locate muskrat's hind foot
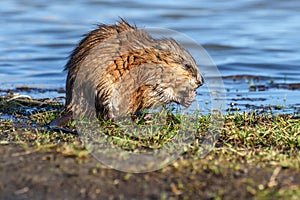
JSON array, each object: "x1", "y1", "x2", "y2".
[{"x1": 49, "y1": 112, "x2": 77, "y2": 134}]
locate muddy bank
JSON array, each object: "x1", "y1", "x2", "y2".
[
  {"x1": 1, "y1": 143, "x2": 299, "y2": 200},
  {"x1": 0, "y1": 95, "x2": 299, "y2": 199}
]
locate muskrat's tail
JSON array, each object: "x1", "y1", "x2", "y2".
[{"x1": 49, "y1": 110, "x2": 77, "y2": 134}]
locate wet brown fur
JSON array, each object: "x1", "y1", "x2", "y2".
[{"x1": 53, "y1": 19, "x2": 203, "y2": 126}]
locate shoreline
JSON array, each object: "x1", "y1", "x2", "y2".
[{"x1": 0, "y1": 95, "x2": 299, "y2": 199}]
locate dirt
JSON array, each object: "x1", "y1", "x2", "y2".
[{"x1": 1, "y1": 142, "x2": 299, "y2": 200}]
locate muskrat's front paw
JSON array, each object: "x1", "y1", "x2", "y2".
[
  {"x1": 130, "y1": 111, "x2": 153, "y2": 124},
  {"x1": 142, "y1": 113, "x2": 153, "y2": 121}
]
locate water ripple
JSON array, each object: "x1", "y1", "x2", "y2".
[{"x1": 0, "y1": 0, "x2": 299, "y2": 112}]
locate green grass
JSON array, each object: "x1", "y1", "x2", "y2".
[{"x1": 0, "y1": 95, "x2": 299, "y2": 156}]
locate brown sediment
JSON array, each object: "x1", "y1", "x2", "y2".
[
  {"x1": 271, "y1": 83, "x2": 300, "y2": 90},
  {"x1": 222, "y1": 75, "x2": 267, "y2": 81},
  {"x1": 0, "y1": 87, "x2": 65, "y2": 94}
]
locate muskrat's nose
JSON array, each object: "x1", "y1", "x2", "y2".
[{"x1": 196, "y1": 75, "x2": 204, "y2": 87}]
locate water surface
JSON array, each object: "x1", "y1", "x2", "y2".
[{"x1": 0, "y1": 0, "x2": 299, "y2": 114}]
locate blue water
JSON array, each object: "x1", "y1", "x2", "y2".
[{"x1": 0, "y1": 0, "x2": 299, "y2": 113}]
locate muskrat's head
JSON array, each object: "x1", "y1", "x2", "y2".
[{"x1": 150, "y1": 38, "x2": 204, "y2": 108}]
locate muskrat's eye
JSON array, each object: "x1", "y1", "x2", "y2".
[{"x1": 184, "y1": 63, "x2": 192, "y2": 70}]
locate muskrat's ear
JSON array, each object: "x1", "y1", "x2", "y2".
[{"x1": 156, "y1": 38, "x2": 186, "y2": 58}]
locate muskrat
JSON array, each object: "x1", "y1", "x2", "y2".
[{"x1": 50, "y1": 19, "x2": 203, "y2": 130}]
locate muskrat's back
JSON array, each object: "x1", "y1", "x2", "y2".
[{"x1": 52, "y1": 20, "x2": 203, "y2": 128}]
